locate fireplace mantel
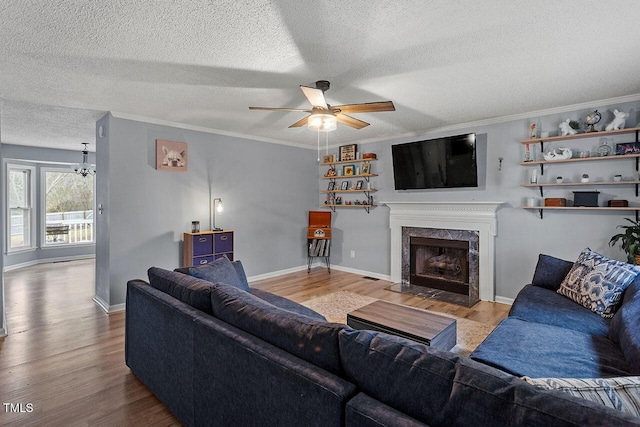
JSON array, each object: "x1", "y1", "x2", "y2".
[{"x1": 383, "y1": 201, "x2": 504, "y2": 302}]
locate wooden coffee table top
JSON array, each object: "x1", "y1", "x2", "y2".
[{"x1": 346, "y1": 300, "x2": 457, "y2": 350}]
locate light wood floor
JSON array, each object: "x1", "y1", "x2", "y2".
[{"x1": 0, "y1": 260, "x2": 509, "y2": 426}]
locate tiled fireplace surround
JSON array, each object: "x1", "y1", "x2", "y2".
[{"x1": 385, "y1": 201, "x2": 503, "y2": 305}]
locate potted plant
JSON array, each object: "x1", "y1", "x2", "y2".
[{"x1": 609, "y1": 218, "x2": 640, "y2": 264}]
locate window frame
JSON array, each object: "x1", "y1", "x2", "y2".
[
  {"x1": 6, "y1": 163, "x2": 36, "y2": 253},
  {"x1": 40, "y1": 166, "x2": 96, "y2": 248}
]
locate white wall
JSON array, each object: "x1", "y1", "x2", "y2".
[
  {"x1": 96, "y1": 115, "x2": 318, "y2": 310},
  {"x1": 328, "y1": 100, "x2": 640, "y2": 300}
]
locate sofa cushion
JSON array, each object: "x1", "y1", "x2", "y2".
[
  {"x1": 175, "y1": 259, "x2": 249, "y2": 289},
  {"x1": 148, "y1": 267, "x2": 214, "y2": 314},
  {"x1": 531, "y1": 253, "x2": 574, "y2": 290},
  {"x1": 210, "y1": 282, "x2": 345, "y2": 375},
  {"x1": 248, "y1": 288, "x2": 326, "y2": 321},
  {"x1": 610, "y1": 277, "x2": 640, "y2": 374},
  {"x1": 189, "y1": 256, "x2": 249, "y2": 291},
  {"x1": 557, "y1": 248, "x2": 639, "y2": 318},
  {"x1": 470, "y1": 317, "x2": 630, "y2": 378},
  {"x1": 509, "y1": 285, "x2": 610, "y2": 337},
  {"x1": 522, "y1": 376, "x2": 640, "y2": 417},
  {"x1": 338, "y1": 328, "x2": 636, "y2": 426}
]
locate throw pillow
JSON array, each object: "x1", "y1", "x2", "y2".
[
  {"x1": 531, "y1": 253, "x2": 574, "y2": 290},
  {"x1": 189, "y1": 256, "x2": 249, "y2": 291},
  {"x1": 522, "y1": 376, "x2": 640, "y2": 417},
  {"x1": 557, "y1": 248, "x2": 639, "y2": 318}
]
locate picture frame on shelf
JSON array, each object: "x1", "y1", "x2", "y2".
[
  {"x1": 361, "y1": 162, "x2": 371, "y2": 175},
  {"x1": 340, "y1": 181, "x2": 349, "y2": 190},
  {"x1": 322, "y1": 154, "x2": 334, "y2": 164},
  {"x1": 339, "y1": 144, "x2": 357, "y2": 161},
  {"x1": 327, "y1": 181, "x2": 335, "y2": 191},
  {"x1": 343, "y1": 164, "x2": 355, "y2": 176},
  {"x1": 355, "y1": 180, "x2": 364, "y2": 190},
  {"x1": 616, "y1": 142, "x2": 640, "y2": 155}
]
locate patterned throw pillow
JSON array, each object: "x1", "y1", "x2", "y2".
[
  {"x1": 557, "y1": 248, "x2": 639, "y2": 318},
  {"x1": 522, "y1": 376, "x2": 640, "y2": 417}
]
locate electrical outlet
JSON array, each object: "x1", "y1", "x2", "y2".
[{"x1": 350, "y1": 250, "x2": 356, "y2": 258}]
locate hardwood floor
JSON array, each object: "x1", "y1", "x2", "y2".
[{"x1": 0, "y1": 261, "x2": 509, "y2": 426}]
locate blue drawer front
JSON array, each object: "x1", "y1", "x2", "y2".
[
  {"x1": 214, "y1": 253, "x2": 233, "y2": 261},
  {"x1": 193, "y1": 256, "x2": 214, "y2": 266},
  {"x1": 193, "y1": 235, "x2": 213, "y2": 256},
  {"x1": 214, "y1": 233, "x2": 233, "y2": 253}
]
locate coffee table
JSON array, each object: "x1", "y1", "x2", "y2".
[{"x1": 346, "y1": 300, "x2": 457, "y2": 351}]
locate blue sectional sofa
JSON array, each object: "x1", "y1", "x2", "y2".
[
  {"x1": 471, "y1": 253, "x2": 640, "y2": 379},
  {"x1": 125, "y1": 257, "x2": 640, "y2": 426}
]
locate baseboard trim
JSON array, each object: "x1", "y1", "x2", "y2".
[
  {"x1": 0, "y1": 327, "x2": 6, "y2": 338},
  {"x1": 329, "y1": 265, "x2": 392, "y2": 281},
  {"x1": 3, "y1": 254, "x2": 95, "y2": 272},
  {"x1": 494, "y1": 296, "x2": 514, "y2": 306},
  {"x1": 247, "y1": 265, "x2": 309, "y2": 282},
  {"x1": 92, "y1": 295, "x2": 126, "y2": 314}
]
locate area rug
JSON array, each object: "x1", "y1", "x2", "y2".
[{"x1": 301, "y1": 290, "x2": 494, "y2": 356}]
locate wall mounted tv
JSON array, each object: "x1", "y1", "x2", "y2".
[{"x1": 392, "y1": 133, "x2": 478, "y2": 190}]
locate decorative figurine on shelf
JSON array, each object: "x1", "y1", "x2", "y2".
[
  {"x1": 335, "y1": 196, "x2": 342, "y2": 205},
  {"x1": 581, "y1": 174, "x2": 590, "y2": 183},
  {"x1": 559, "y1": 119, "x2": 578, "y2": 136},
  {"x1": 524, "y1": 143, "x2": 533, "y2": 162},
  {"x1": 556, "y1": 176, "x2": 563, "y2": 184},
  {"x1": 543, "y1": 147, "x2": 572, "y2": 161},
  {"x1": 530, "y1": 122, "x2": 537, "y2": 139},
  {"x1": 585, "y1": 110, "x2": 602, "y2": 132},
  {"x1": 605, "y1": 109, "x2": 629, "y2": 131},
  {"x1": 325, "y1": 167, "x2": 336, "y2": 177}
]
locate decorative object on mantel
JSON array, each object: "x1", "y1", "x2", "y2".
[
  {"x1": 605, "y1": 109, "x2": 629, "y2": 131},
  {"x1": 559, "y1": 119, "x2": 578, "y2": 136},
  {"x1": 585, "y1": 110, "x2": 602, "y2": 132},
  {"x1": 156, "y1": 139, "x2": 187, "y2": 172},
  {"x1": 73, "y1": 143, "x2": 96, "y2": 177},
  {"x1": 609, "y1": 217, "x2": 640, "y2": 264},
  {"x1": 543, "y1": 147, "x2": 572, "y2": 161}
]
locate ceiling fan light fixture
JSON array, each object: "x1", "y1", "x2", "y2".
[{"x1": 308, "y1": 112, "x2": 337, "y2": 132}]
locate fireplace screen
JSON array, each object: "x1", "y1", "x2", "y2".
[{"x1": 409, "y1": 236, "x2": 470, "y2": 295}]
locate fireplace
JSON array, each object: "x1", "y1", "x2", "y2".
[
  {"x1": 410, "y1": 237, "x2": 469, "y2": 295},
  {"x1": 384, "y1": 201, "x2": 503, "y2": 305}
]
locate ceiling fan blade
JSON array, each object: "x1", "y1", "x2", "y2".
[
  {"x1": 288, "y1": 115, "x2": 310, "y2": 128},
  {"x1": 336, "y1": 114, "x2": 369, "y2": 129},
  {"x1": 300, "y1": 85, "x2": 328, "y2": 109},
  {"x1": 332, "y1": 101, "x2": 395, "y2": 114},
  {"x1": 249, "y1": 107, "x2": 311, "y2": 112}
]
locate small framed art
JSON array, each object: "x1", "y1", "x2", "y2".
[
  {"x1": 322, "y1": 154, "x2": 334, "y2": 164},
  {"x1": 156, "y1": 139, "x2": 187, "y2": 172},
  {"x1": 616, "y1": 142, "x2": 640, "y2": 155},
  {"x1": 355, "y1": 180, "x2": 364, "y2": 190},
  {"x1": 340, "y1": 181, "x2": 349, "y2": 190},
  {"x1": 361, "y1": 162, "x2": 371, "y2": 175},
  {"x1": 343, "y1": 164, "x2": 355, "y2": 176},
  {"x1": 339, "y1": 144, "x2": 357, "y2": 161},
  {"x1": 327, "y1": 181, "x2": 335, "y2": 191}
]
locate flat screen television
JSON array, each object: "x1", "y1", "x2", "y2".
[{"x1": 392, "y1": 133, "x2": 478, "y2": 190}]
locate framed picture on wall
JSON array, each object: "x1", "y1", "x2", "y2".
[
  {"x1": 343, "y1": 164, "x2": 355, "y2": 176},
  {"x1": 156, "y1": 139, "x2": 188, "y2": 172},
  {"x1": 322, "y1": 154, "x2": 334, "y2": 164},
  {"x1": 340, "y1": 181, "x2": 349, "y2": 190},
  {"x1": 361, "y1": 162, "x2": 371, "y2": 175},
  {"x1": 327, "y1": 181, "x2": 335, "y2": 191},
  {"x1": 339, "y1": 144, "x2": 357, "y2": 161},
  {"x1": 355, "y1": 180, "x2": 364, "y2": 190}
]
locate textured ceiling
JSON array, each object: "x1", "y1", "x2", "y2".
[{"x1": 2, "y1": 0, "x2": 640, "y2": 152}]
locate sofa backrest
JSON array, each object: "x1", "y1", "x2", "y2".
[
  {"x1": 175, "y1": 259, "x2": 249, "y2": 290},
  {"x1": 148, "y1": 267, "x2": 215, "y2": 314},
  {"x1": 339, "y1": 328, "x2": 639, "y2": 426},
  {"x1": 610, "y1": 276, "x2": 640, "y2": 374},
  {"x1": 209, "y1": 282, "x2": 347, "y2": 375}
]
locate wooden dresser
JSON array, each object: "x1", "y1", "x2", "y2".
[{"x1": 183, "y1": 230, "x2": 234, "y2": 267}]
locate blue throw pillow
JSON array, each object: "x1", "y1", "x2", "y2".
[
  {"x1": 189, "y1": 256, "x2": 249, "y2": 291},
  {"x1": 531, "y1": 254, "x2": 574, "y2": 290},
  {"x1": 558, "y1": 248, "x2": 639, "y2": 318}
]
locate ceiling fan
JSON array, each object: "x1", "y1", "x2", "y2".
[{"x1": 249, "y1": 80, "x2": 395, "y2": 132}]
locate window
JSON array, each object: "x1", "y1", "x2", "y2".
[
  {"x1": 42, "y1": 168, "x2": 94, "y2": 246},
  {"x1": 7, "y1": 164, "x2": 35, "y2": 251}
]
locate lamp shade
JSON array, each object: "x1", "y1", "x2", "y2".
[{"x1": 308, "y1": 113, "x2": 337, "y2": 132}]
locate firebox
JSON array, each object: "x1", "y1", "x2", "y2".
[{"x1": 409, "y1": 236, "x2": 470, "y2": 295}]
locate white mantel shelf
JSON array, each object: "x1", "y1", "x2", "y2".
[{"x1": 383, "y1": 201, "x2": 505, "y2": 302}]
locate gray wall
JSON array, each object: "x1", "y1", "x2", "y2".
[
  {"x1": 96, "y1": 115, "x2": 318, "y2": 308},
  {"x1": 328, "y1": 100, "x2": 640, "y2": 300},
  {"x1": 0, "y1": 142, "x2": 4, "y2": 336},
  {"x1": 1, "y1": 144, "x2": 96, "y2": 269}
]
